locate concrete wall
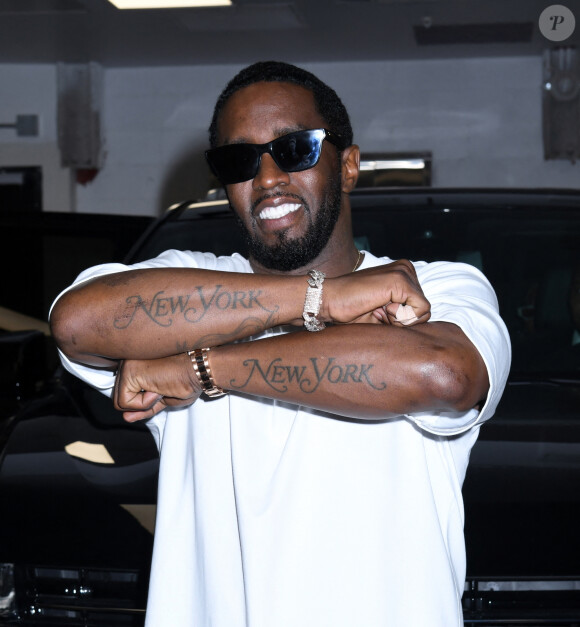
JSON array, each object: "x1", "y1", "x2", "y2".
[{"x1": 1, "y1": 56, "x2": 578, "y2": 217}]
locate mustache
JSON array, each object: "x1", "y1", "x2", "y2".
[{"x1": 251, "y1": 191, "x2": 309, "y2": 216}]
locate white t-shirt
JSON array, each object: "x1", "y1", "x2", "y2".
[{"x1": 55, "y1": 250, "x2": 511, "y2": 627}]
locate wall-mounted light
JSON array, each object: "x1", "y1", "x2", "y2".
[
  {"x1": 357, "y1": 152, "x2": 432, "y2": 187},
  {"x1": 107, "y1": 0, "x2": 232, "y2": 8}
]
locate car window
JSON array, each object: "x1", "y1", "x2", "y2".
[{"x1": 351, "y1": 205, "x2": 579, "y2": 379}]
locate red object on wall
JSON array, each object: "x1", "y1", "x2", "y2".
[{"x1": 76, "y1": 168, "x2": 99, "y2": 185}]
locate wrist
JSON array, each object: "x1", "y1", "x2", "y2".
[
  {"x1": 317, "y1": 276, "x2": 333, "y2": 323},
  {"x1": 186, "y1": 347, "x2": 227, "y2": 399},
  {"x1": 302, "y1": 270, "x2": 326, "y2": 332}
]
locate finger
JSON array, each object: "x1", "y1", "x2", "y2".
[
  {"x1": 123, "y1": 397, "x2": 168, "y2": 422},
  {"x1": 162, "y1": 394, "x2": 201, "y2": 408},
  {"x1": 385, "y1": 300, "x2": 429, "y2": 321},
  {"x1": 116, "y1": 388, "x2": 162, "y2": 412},
  {"x1": 372, "y1": 307, "x2": 391, "y2": 324},
  {"x1": 344, "y1": 312, "x2": 385, "y2": 325},
  {"x1": 123, "y1": 393, "x2": 199, "y2": 423},
  {"x1": 386, "y1": 307, "x2": 430, "y2": 327},
  {"x1": 395, "y1": 303, "x2": 418, "y2": 325},
  {"x1": 123, "y1": 409, "x2": 153, "y2": 423},
  {"x1": 123, "y1": 409, "x2": 157, "y2": 423},
  {"x1": 401, "y1": 295, "x2": 431, "y2": 320}
]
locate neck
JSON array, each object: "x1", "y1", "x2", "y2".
[{"x1": 249, "y1": 237, "x2": 360, "y2": 278}]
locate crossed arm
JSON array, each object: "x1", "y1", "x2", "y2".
[{"x1": 50, "y1": 260, "x2": 489, "y2": 422}]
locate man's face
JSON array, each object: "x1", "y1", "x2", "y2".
[{"x1": 215, "y1": 81, "x2": 344, "y2": 272}]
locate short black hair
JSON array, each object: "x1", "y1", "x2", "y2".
[{"x1": 208, "y1": 60, "x2": 353, "y2": 148}]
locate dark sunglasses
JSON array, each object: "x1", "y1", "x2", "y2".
[{"x1": 205, "y1": 128, "x2": 345, "y2": 185}]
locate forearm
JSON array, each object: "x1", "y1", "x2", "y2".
[
  {"x1": 50, "y1": 259, "x2": 431, "y2": 369},
  {"x1": 50, "y1": 268, "x2": 307, "y2": 366},
  {"x1": 210, "y1": 322, "x2": 489, "y2": 420}
]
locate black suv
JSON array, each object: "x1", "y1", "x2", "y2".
[{"x1": 1, "y1": 188, "x2": 579, "y2": 625}]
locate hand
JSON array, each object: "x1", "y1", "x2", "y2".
[
  {"x1": 113, "y1": 353, "x2": 202, "y2": 422},
  {"x1": 325, "y1": 259, "x2": 430, "y2": 326}
]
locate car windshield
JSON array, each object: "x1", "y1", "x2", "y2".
[{"x1": 131, "y1": 192, "x2": 580, "y2": 381}]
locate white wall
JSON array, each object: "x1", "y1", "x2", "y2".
[
  {"x1": 1, "y1": 56, "x2": 578, "y2": 217},
  {"x1": 333, "y1": 57, "x2": 578, "y2": 188},
  {"x1": 0, "y1": 64, "x2": 72, "y2": 212}
]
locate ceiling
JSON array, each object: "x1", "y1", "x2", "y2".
[{"x1": 0, "y1": 0, "x2": 577, "y2": 68}]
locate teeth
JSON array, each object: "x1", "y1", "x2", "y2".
[{"x1": 259, "y1": 203, "x2": 301, "y2": 220}]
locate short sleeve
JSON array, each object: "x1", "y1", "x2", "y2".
[{"x1": 404, "y1": 261, "x2": 511, "y2": 436}]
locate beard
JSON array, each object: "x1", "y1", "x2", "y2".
[{"x1": 231, "y1": 175, "x2": 343, "y2": 272}]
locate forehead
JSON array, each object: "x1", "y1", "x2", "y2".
[{"x1": 216, "y1": 81, "x2": 326, "y2": 144}]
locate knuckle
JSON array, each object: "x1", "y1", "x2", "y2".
[{"x1": 396, "y1": 260, "x2": 415, "y2": 276}]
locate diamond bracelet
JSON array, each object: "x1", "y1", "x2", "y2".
[{"x1": 302, "y1": 269, "x2": 326, "y2": 332}]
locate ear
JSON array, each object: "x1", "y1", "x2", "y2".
[{"x1": 341, "y1": 145, "x2": 360, "y2": 194}]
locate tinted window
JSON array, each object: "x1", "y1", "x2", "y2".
[{"x1": 350, "y1": 203, "x2": 579, "y2": 379}]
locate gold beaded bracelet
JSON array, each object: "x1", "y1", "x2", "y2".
[{"x1": 187, "y1": 347, "x2": 227, "y2": 398}]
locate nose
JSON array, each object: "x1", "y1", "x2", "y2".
[{"x1": 252, "y1": 153, "x2": 290, "y2": 190}]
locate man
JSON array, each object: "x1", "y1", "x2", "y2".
[{"x1": 50, "y1": 61, "x2": 511, "y2": 626}]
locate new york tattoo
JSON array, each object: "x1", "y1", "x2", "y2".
[
  {"x1": 113, "y1": 285, "x2": 277, "y2": 329},
  {"x1": 229, "y1": 357, "x2": 387, "y2": 394}
]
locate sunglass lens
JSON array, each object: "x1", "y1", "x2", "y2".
[
  {"x1": 208, "y1": 144, "x2": 259, "y2": 185},
  {"x1": 273, "y1": 131, "x2": 323, "y2": 172}
]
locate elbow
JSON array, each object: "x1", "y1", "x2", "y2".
[
  {"x1": 422, "y1": 350, "x2": 489, "y2": 413},
  {"x1": 49, "y1": 291, "x2": 83, "y2": 360},
  {"x1": 50, "y1": 288, "x2": 118, "y2": 369}
]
